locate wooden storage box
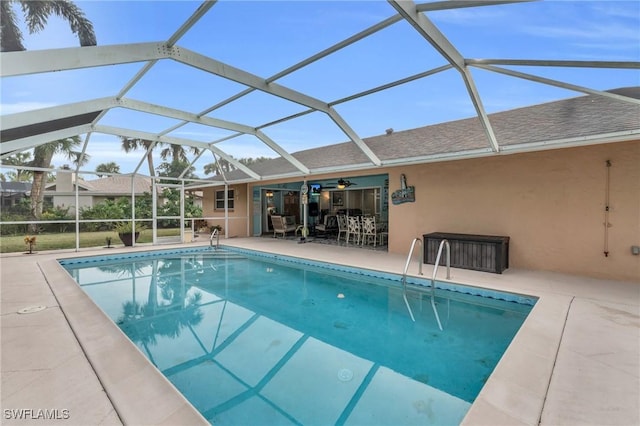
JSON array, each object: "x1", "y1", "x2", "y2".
[{"x1": 424, "y1": 232, "x2": 510, "y2": 274}]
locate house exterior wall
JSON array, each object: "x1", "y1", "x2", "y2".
[
  {"x1": 201, "y1": 184, "x2": 248, "y2": 238},
  {"x1": 51, "y1": 194, "x2": 94, "y2": 210},
  {"x1": 202, "y1": 141, "x2": 638, "y2": 282},
  {"x1": 386, "y1": 140, "x2": 639, "y2": 282}
]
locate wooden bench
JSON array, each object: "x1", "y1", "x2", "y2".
[{"x1": 423, "y1": 232, "x2": 510, "y2": 274}]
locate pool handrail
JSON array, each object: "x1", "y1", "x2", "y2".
[
  {"x1": 402, "y1": 237, "x2": 445, "y2": 331},
  {"x1": 429, "y1": 239, "x2": 450, "y2": 331},
  {"x1": 210, "y1": 228, "x2": 219, "y2": 249},
  {"x1": 401, "y1": 237, "x2": 422, "y2": 322},
  {"x1": 432, "y1": 239, "x2": 451, "y2": 281}
]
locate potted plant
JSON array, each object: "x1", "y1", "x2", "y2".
[
  {"x1": 210, "y1": 224, "x2": 223, "y2": 235},
  {"x1": 24, "y1": 235, "x2": 37, "y2": 254},
  {"x1": 114, "y1": 222, "x2": 146, "y2": 246}
]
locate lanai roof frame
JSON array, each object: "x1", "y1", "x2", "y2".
[{"x1": 1, "y1": 0, "x2": 639, "y2": 183}]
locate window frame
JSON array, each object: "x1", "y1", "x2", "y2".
[{"x1": 214, "y1": 189, "x2": 235, "y2": 211}]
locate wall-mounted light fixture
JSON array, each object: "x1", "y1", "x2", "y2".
[{"x1": 265, "y1": 190, "x2": 274, "y2": 197}]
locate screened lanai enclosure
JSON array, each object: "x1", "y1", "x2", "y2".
[{"x1": 1, "y1": 0, "x2": 639, "y2": 251}]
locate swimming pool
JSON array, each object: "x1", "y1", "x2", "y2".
[{"x1": 60, "y1": 246, "x2": 536, "y2": 425}]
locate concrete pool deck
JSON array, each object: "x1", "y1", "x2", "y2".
[{"x1": 1, "y1": 237, "x2": 638, "y2": 425}]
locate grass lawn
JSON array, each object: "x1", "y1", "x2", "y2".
[{"x1": 0, "y1": 229, "x2": 182, "y2": 253}]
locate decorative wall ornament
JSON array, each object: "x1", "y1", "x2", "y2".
[{"x1": 391, "y1": 174, "x2": 415, "y2": 205}]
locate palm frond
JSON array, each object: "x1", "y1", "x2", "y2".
[
  {"x1": 22, "y1": 0, "x2": 96, "y2": 46},
  {"x1": 0, "y1": 0, "x2": 25, "y2": 52}
]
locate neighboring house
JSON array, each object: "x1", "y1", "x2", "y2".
[
  {"x1": 44, "y1": 172, "x2": 203, "y2": 210},
  {"x1": 44, "y1": 173, "x2": 153, "y2": 209},
  {"x1": 193, "y1": 87, "x2": 640, "y2": 282},
  {"x1": 0, "y1": 181, "x2": 31, "y2": 209}
]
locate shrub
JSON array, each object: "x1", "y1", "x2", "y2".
[
  {"x1": 113, "y1": 221, "x2": 147, "y2": 234},
  {"x1": 0, "y1": 214, "x2": 29, "y2": 236},
  {"x1": 40, "y1": 206, "x2": 72, "y2": 232}
]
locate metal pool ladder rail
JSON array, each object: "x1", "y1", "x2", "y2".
[
  {"x1": 402, "y1": 237, "x2": 446, "y2": 331},
  {"x1": 401, "y1": 238, "x2": 422, "y2": 322},
  {"x1": 210, "y1": 228, "x2": 220, "y2": 249},
  {"x1": 429, "y1": 239, "x2": 451, "y2": 331}
]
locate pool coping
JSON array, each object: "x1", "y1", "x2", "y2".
[
  {"x1": 6, "y1": 238, "x2": 636, "y2": 425},
  {"x1": 39, "y1": 257, "x2": 209, "y2": 426}
]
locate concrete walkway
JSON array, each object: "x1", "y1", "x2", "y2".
[{"x1": 1, "y1": 238, "x2": 638, "y2": 425}]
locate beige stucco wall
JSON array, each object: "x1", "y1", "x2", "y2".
[
  {"x1": 202, "y1": 141, "x2": 638, "y2": 281},
  {"x1": 201, "y1": 184, "x2": 248, "y2": 238},
  {"x1": 386, "y1": 140, "x2": 640, "y2": 282},
  {"x1": 51, "y1": 194, "x2": 93, "y2": 210}
]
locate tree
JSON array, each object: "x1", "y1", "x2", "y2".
[
  {"x1": 28, "y1": 137, "x2": 88, "y2": 230},
  {"x1": 156, "y1": 159, "x2": 198, "y2": 181},
  {"x1": 120, "y1": 137, "x2": 157, "y2": 177},
  {"x1": 160, "y1": 143, "x2": 200, "y2": 165},
  {"x1": 204, "y1": 156, "x2": 271, "y2": 176},
  {"x1": 239, "y1": 156, "x2": 271, "y2": 167},
  {"x1": 1, "y1": 0, "x2": 97, "y2": 52},
  {"x1": 120, "y1": 137, "x2": 200, "y2": 178},
  {"x1": 203, "y1": 158, "x2": 231, "y2": 176},
  {"x1": 0, "y1": 0, "x2": 97, "y2": 231},
  {"x1": 95, "y1": 161, "x2": 120, "y2": 177},
  {"x1": 1, "y1": 152, "x2": 32, "y2": 181},
  {"x1": 155, "y1": 160, "x2": 202, "y2": 227}
]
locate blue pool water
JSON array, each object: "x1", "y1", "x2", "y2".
[{"x1": 60, "y1": 247, "x2": 535, "y2": 425}]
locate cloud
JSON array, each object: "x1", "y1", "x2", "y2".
[
  {"x1": 1, "y1": 102, "x2": 58, "y2": 115},
  {"x1": 521, "y1": 22, "x2": 639, "y2": 42},
  {"x1": 429, "y1": 7, "x2": 509, "y2": 25}
]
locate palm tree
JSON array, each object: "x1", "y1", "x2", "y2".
[
  {"x1": 1, "y1": 0, "x2": 96, "y2": 228},
  {"x1": 1, "y1": 152, "x2": 32, "y2": 181},
  {"x1": 120, "y1": 137, "x2": 158, "y2": 177},
  {"x1": 121, "y1": 137, "x2": 200, "y2": 177},
  {"x1": 160, "y1": 143, "x2": 201, "y2": 164},
  {"x1": 203, "y1": 156, "x2": 270, "y2": 176},
  {"x1": 1, "y1": 0, "x2": 97, "y2": 52},
  {"x1": 28, "y1": 137, "x2": 88, "y2": 231},
  {"x1": 95, "y1": 161, "x2": 120, "y2": 177},
  {"x1": 204, "y1": 158, "x2": 234, "y2": 176}
]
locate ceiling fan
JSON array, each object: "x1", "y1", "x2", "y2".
[{"x1": 323, "y1": 178, "x2": 357, "y2": 189}]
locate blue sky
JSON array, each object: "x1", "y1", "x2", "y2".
[{"x1": 2, "y1": 0, "x2": 639, "y2": 178}]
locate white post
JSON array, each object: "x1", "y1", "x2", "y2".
[
  {"x1": 224, "y1": 184, "x2": 229, "y2": 239},
  {"x1": 75, "y1": 170, "x2": 80, "y2": 251},
  {"x1": 180, "y1": 181, "x2": 185, "y2": 243},
  {"x1": 301, "y1": 180, "x2": 309, "y2": 242},
  {"x1": 131, "y1": 175, "x2": 136, "y2": 247},
  {"x1": 152, "y1": 176, "x2": 157, "y2": 245}
]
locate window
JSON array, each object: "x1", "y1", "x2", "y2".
[{"x1": 215, "y1": 189, "x2": 234, "y2": 210}]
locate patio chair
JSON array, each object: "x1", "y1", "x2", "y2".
[
  {"x1": 336, "y1": 214, "x2": 348, "y2": 243},
  {"x1": 361, "y1": 215, "x2": 377, "y2": 247},
  {"x1": 346, "y1": 216, "x2": 361, "y2": 245},
  {"x1": 377, "y1": 221, "x2": 388, "y2": 246},
  {"x1": 272, "y1": 215, "x2": 297, "y2": 238},
  {"x1": 315, "y1": 215, "x2": 337, "y2": 238}
]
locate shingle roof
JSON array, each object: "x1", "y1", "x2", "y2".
[
  {"x1": 84, "y1": 175, "x2": 152, "y2": 194},
  {"x1": 0, "y1": 181, "x2": 31, "y2": 193},
  {"x1": 201, "y1": 87, "x2": 640, "y2": 183}
]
